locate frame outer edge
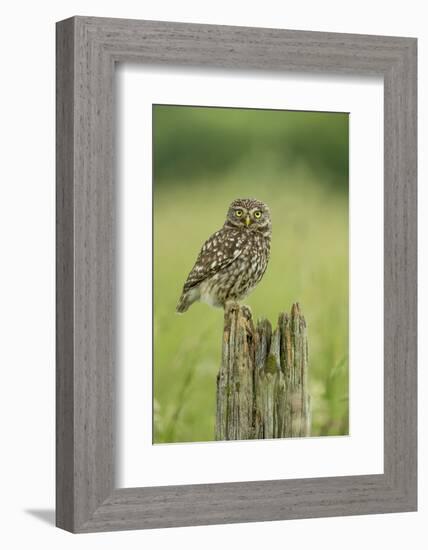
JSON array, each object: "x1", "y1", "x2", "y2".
[
  {"x1": 72, "y1": 15, "x2": 116, "y2": 532},
  {"x1": 56, "y1": 16, "x2": 76, "y2": 532},
  {"x1": 383, "y1": 39, "x2": 417, "y2": 511}
]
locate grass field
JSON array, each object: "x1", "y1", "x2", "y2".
[{"x1": 153, "y1": 106, "x2": 349, "y2": 443}]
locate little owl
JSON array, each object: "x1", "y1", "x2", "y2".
[{"x1": 176, "y1": 198, "x2": 271, "y2": 313}]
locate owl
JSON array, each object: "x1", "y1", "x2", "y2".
[{"x1": 176, "y1": 198, "x2": 271, "y2": 313}]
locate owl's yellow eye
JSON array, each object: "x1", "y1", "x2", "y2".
[
  {"x1": 254, "y1": 211, "x2": 262, "y2": 219},
  {"x1": 235, "y1": 210, "x2": 243, "y2": 217}
]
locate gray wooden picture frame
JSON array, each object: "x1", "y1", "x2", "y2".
[{"x1": 56, "y1": 16, "x2": 417, "y2": 533}]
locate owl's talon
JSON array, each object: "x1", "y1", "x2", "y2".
[
  {"x1": 241, "y1": 305, "x2": 252, "y2": 320},
  {"x1": 224, "y1": 300, "x2": 239, "y2": 313}
]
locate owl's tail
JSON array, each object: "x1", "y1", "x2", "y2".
[
  {"x1": 176, "y1": 293, "x2": 188, "y2": 313},
  {"x1": 176, "y1": 288, "x2": 198, "y2": 313}
]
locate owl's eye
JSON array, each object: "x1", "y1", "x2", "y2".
[
  {"x1": 254, "y1": 211, "x2": 262, "y2": 219},
  {"x1": 235, "y1": 210, "x2": 243, "y2": 217}
]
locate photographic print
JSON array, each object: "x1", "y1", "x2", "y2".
[{"x1": 153, "y1": 104, "x2": 349, "y2": 444}]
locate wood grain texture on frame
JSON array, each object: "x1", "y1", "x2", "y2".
[{"x1": 56, "y1": 16, "x2": 417, "y2": 532}]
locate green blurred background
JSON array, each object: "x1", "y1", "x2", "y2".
[{"x1": 153, "y1": 105, "x2": 349, "y2": 443}]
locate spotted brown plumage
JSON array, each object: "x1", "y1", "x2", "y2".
[{"x1": 176, "y1": 199, "x2": 271, "y2": 313}]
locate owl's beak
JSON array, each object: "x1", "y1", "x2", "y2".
[{"x1": 245, "y1": 215, "x2": 251, "y2": 227}]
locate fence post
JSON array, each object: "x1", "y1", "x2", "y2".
[{"x1": 215, "y1": 302, "x2": 311, "y2": 440}]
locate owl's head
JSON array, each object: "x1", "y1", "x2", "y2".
[{"x1": 225, "y1": 198, "x2": 271, "y2": 236}]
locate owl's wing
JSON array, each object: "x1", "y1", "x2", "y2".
[{"x1": 183, "y1": 228, "x2": 247, "y2": 291}]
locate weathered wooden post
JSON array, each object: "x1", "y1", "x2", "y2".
[{"x1": 215, "y1": 302, "x2": 311, "y2": 440}]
